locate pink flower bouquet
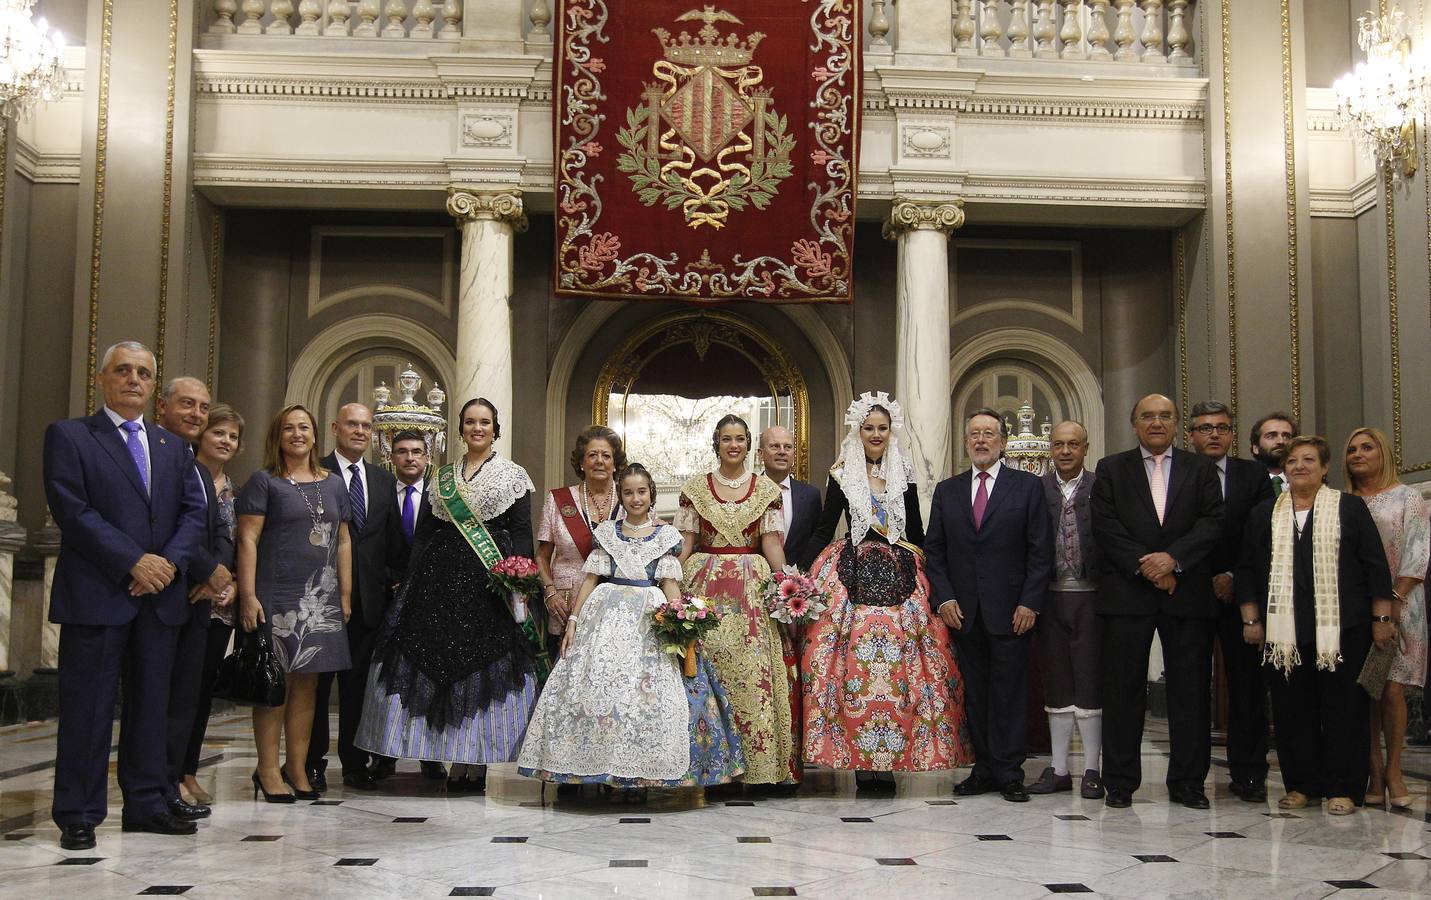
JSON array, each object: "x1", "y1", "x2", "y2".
[
  {"x1": 489, "y1": 555, "x2": 543, "y2": 622},
  {"x1": 761, "y1": 566, "x2": 831, "y2": 625},
  {"x1": 651, "y1": 593, "x2": 723, "y2": 677}
]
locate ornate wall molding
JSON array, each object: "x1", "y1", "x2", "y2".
[
  {"x1": 155, "y1": 0, "x2": 181, "y2": 388},
  {"x1": 446, "y1": 188, "x2": 527, "y2": 229},
  {"x1": 84, "y1": 0, "x2": 116, "y2": 412},
  {"x1": 206, "y1": 208, "x2": 222, "y2": 387},
  {"x1": 306, "y1": 226, "x2": 454, "y2": 317},
  {"x1": 284, "y1": 313, "x2": 456, "y2": 420},
  {"x1": 1219, "y1": 0, "x2": 1239, "y2": 433},
  {"x1": 1278, "y1": 0, "x2": 1302, "y2": 424},
  {"x1": 949, "y1": 239, "x2": 1084, "y2": 331},
  {"x1": 883, "y1": 198, "x2": 966, "y2": 238}
]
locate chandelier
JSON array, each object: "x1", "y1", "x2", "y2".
[
  {"x1": 1334, "y1": 4, "x2": 1429, "y2": 178},
  {"x1": 0, "y1": 0, "x2": 65, "y2": 120}
]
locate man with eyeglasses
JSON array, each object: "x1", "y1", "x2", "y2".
[
  {"x1": 1187, "y1": 400, "x2": 1275, "y2": 803},
  {"x1": 1249, "y1": 412, "x2": 1299, "y2": 496},
  {"x1": 1090, "y1": 394, "x2": 1224, "y2": 809}
]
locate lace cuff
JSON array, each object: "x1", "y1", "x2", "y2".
[
  {"x1": 673, "y1": 505, "x2": 701, "y2": 534},
  {"x1": 759, "y1": 507, "x2": 785, "y2": 536},
  {"x1": 655, "y1": 554, "x2": 684, "y2": 582},
  {"x1": 582, "y1": 548, "x2": 613, "y2": 577}
]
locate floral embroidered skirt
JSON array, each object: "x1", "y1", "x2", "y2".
[
  {"x1": 683, "y1": 550, "x2": 801, "y2": 785},
  {"x1": 801, "y1": 539, "x2": 972, "y2": 771},
  {"x1": 517, "y1": 582, "x2": 744, "y2": 787}
]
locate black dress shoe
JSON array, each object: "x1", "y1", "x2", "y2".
[
  {"x1": 343, "y1": 770, "x2": 378, "y2": 790},
  {"x1": 167, "y1": 797, "x2": 211, "y2": 820},
  {"x1": 421, "y1": 761, "x2": 448, "y2": 781},
  {"x1": 369, "y1": 758, "x2": 397, "y2": 781},
  {"x1": 308, "y1": 760, "x2": 328, "y2": 793},
  {"x1": 1230, "y1": 780, "x2": 1267, "y2": 802},
  {"x1": 1001, "y1": 781, "x2": 1030, "y2": 803},
  {"x1": 1170, "y1": 787, "x2": 1210, "y2": 809},
  {"x1": 59, "y1": 824, "x2": 96, "y2": 850},
  {"x1": 121, "y1": 811, "x2": 198, "y2": 835},
  {"x1": 953, "y1": 774, "x2": 995, "y2": 797},
  {"x1": 1105, "y1": 788, "x2": 1133, "y2": 808}
]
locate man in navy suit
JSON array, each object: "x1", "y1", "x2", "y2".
[
  {"x1": 1091, "y1": 394, "x2": 1224, "y2": 810},
  {"x1": 308, "y1": 403, "x2": 403, "y2": 790},
  {"x1": 758, "y1": 426, "x2": 822, "y2": 570},
  {"x1": 43, "y1": 341, "x2": 208, "y2": 850},
  {"x1": 926, "y1": 408, "x2": 1054, "y2": 803},
  {"x1": 155, "y1": 376, "x2": 233, "y2": 822},
  {"x1": 1187, "y1": 400, "x2": 1275, "y2": 802}
]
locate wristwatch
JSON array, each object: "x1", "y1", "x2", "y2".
[
  {"x1": 1372, "y1": 614, "x2": 1394, "y2": 623},
  {"x1": 1242, "y1": 618, "x2": 1259, "y2": 626}
]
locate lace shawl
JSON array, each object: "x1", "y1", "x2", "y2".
[
  {"x1": 582, "y1": 521, "x2": 684, "y2": 582},
  {"x1": 832, "y1": 434, "x2": 915, "y2": 546},
  {"x1": 675, "y1": 474, "x2": 783, "y2": 546},
  {"x1": 429, "y1": 453, "x2": 535, "y2": 523}
]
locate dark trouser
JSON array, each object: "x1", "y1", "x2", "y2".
[
  {"x1": 181, "y1": 620, "x2": 234, "y2": 776},
  {"x1": 53, "y1": 607, "x2": 178, "y2": 827},
  {"x1": 309, "y1": 615, "x2": 388, "y2": 775},
  {"x1": 1215, "y1": 598, "x2": 1270, "y2": 785},
  {"x1": 1265, "y1": 626, "x2": 1372, "y2": 801},
  {"x1": 955, "y1": 620, "x2": 1030, "y2": 784},
  {"x1": 1100, "y1": 612, "x2": 1213, "y2": 794},
  {"x1": 1037, "y1": 590, "x2": 1101, "y2": 712},
  {"x1": 163, "y1": 604, "x2": 210, "y2": 799}
]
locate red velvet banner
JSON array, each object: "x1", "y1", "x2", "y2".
[{"x1": 554, "y1": 0, "x2": 860, "y2": 303}]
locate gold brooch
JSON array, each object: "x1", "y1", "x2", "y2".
[{"x1": 560, "y1": 504, "x2": 579, "y2": 517}]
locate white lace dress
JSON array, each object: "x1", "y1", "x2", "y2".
[{"x1": 517, "y1": 520, "x2": 745, "y2": 786}]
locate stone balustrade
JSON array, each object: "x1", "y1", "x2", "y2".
[
  {"x1": 945, "y1": 0, "x2": 1195, "y2": 66},
  {"x1": 208, "y1": 0, "x2": 464, "y2": 39}
]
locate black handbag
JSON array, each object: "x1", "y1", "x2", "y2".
[{"x1": 212, "y1": 628, "x2": 287, "y2": 708}]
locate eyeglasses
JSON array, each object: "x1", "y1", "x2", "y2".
[
  {"x1": 967, "y1": 429, "x2": 1001, "y2": 441},
  {"x1": 1190, "y1": 424, "x2": 1233, "y2": 435},
  {"x1": 1136, "y1": 412, "x2": 1176, "y2": 423}
]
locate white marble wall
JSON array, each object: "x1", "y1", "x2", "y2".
[
  {"x1": 447, "y1": 190, "x2": 527, "y2": 425},
  {"x1": 0, "y1": 473, "x2": 26, "y2": 673}
]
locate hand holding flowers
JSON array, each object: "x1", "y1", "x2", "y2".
[
  {"x1": 650, "y1": 593, "x2": 723, "y2": 677},
  {"x1": 761, "y1": 565, "x2": 831, "y2": 625},
  {"x1": 489, "y1": 555, "x2": 543, "y2": 622}
]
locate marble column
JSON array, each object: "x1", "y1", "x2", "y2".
[
  {"x1": 0, "y1": 473, "x2": 26, "y2": 675},
  {"x1": 883, "y1": 198, "x2": 965, "y2": 521},
  {"x1": 33, "y1": 511, "x2": 60, "y2": 671},
  {"x1": 446, "y1": 189, "x2": 527, "y2": 428}
]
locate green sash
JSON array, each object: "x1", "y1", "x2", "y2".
[{"x1": 436, "y1": 464, "x2": 552, "y2": 685}]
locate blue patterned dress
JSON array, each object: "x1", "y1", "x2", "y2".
[{"x1": 518, "y1": 520, "x2": 745, "y2": 786}]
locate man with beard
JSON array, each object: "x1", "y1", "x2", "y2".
[
  {"x1": 1187, "y1": 401, "x2": 1274, "y2": 802},
  {"x1": 1249, "y1": 413, "x2": 1298, "y2": 495}
]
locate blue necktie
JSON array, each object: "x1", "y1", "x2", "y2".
[
  {"x1": 402, "y1": 485, "x2": 416, "y2": 544},
  {"x1": 348, "y1": 463, "x2": 366, "y2": 534},
  {"x1": 121, "y1": 420, "x2": 149, "y2": 493}
]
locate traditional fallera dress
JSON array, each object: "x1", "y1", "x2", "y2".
[
  {"x1": 801, "y1": 467, "x2": 971, "y2": 771},
  {"x1": 517, "y1": 520, "x2": 745, "y2": 786},
  {"x1": 355, "y1": 455, "x2": 538, "y2": 764},
  {"x1": 677, "y1": 473, "x2": 800, "y2": 784}
]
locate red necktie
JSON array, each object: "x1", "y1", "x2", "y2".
[{"x1": 973, "y1": 471, "x2": 990, "y2": 530}]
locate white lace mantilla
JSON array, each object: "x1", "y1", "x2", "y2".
[
  {"x1": 429, "y1": 454, "x2": 534, "y2": 523},
  {"x1": 582, "y1": 521, "x2": 683, "y2": 583},
  {"x1": 832, "y1": 392, "x2": 917, "y2": 546}
]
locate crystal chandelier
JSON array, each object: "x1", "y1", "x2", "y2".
[
  {"x1": 1334, "y1": 4, "x2": 1428, "y2": 178},
  {"x1": 0, "y1": 0, "x2": 65, "y2": 120}
]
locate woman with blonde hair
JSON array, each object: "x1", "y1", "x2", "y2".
[
  {"x1": 1344, "y1": 426, "x2": 1429, "y2": 809},
  {"x1": 237, "y1": 404, "x2": 353, "y2": 802}
]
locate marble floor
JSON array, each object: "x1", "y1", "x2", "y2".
[{"x1": 1, "y1": 713, "x2": 1428, "y2": 899}]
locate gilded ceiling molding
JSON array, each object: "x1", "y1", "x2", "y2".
[
  {"x1": 1279, "y1": 0, "x2": 1302, "y2": 424},
  {"x1": 155, "y1": 0, "x2": 180, "y2": 388},
  {"x1": 1384, "y1": 168, "x2": 1411, "y2": 472},
  {"x1": 1219, "y1": 0, "x2": 1239, "y2": 433},
  {"x1": 84, "y1": 0, "x2": 115, "y2": 412},
  {"x1": 206, "y1": 208, "x2": 223, "y2": 388},
  {"x1": 0, "y1": 123, "x2": 8, "y2": 293}
]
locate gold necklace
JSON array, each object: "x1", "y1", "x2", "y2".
[{"x1": 581, "y1": 479, "x2": 615, "y2": 524}]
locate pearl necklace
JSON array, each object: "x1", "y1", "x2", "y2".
[
  {"x1": 712, "y1": 469, "x2": 748, "y2": 490},
  {"x1": 580, "y1": 479, "x2": 615, "y2": 524}
]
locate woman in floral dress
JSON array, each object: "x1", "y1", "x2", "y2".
[
  {"x1": 802, "y1": 393, "x2": 970, "y2": 791},
  {"x1": 677, "y1": 415, "x2": 799, "y2": 788},
  {"x1": 1345, "y1": 427, "x2": 1429, "y2": 809}
]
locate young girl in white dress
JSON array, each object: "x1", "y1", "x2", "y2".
[{"x1": 518, "y1": 464, "x2": 745, "y2": 796}]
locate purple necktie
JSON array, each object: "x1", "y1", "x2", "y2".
[
  {"x1": 402, "y1": 485, "x2": 416, "y2": 544},
  {"x1": 121, "y1": 420, "x2": 149, "y2": 493},
  {"x1": 973, "y1": 471, "x2": 990, "y2": 530}
]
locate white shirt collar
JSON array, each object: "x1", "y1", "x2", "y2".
[
  {"x1": 103, "y1": 405, "x2": 143, "y2": 429},
  {"x1": 1055, "y1": 468, "x2": 1082, "y2": 488},
  {"x1": 398, "y1": 477, "x2": 424, "y2": 495},
  {"x1": 974, "y1": 458, "x2": 1003, "y2": 480},
  {"x1": 334, "y1": 449, "x2": 364, "y2": 470},
  {"x1": 1214, "y1": 456, "x2": 1227, "y2": 473},
  {"x1": 1140, "y1": 444, "x2": 1172, "y2": 460},
  {"x1": 775, "y1": 474, "x2": 792, "y2": 490}
]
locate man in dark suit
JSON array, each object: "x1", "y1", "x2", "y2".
[
  {"x1": 1187, "y1": 400, "x2": 1275, "y2": 802},
  {"x1": 1250, "y1": 412, "x2": 1299, "y2": 496},
  {"x1": 43, "y1": 341, "x2": 208, "y2": 850},
  {"x1": 308, "y1": 403, "x2": 403, "y2": 790},
  {"x1": 1029, "y1": 421, "x2": 1104, "y2": 800},
  {"x1": 759, "y1": 426, "x2": 822, "y2": 570},
  {"x1": 155, "y1": 376, "x2": 233, "y2": 822},
  {"x1": 1091, "y1": 394, "x2": 1224, "y2": 809},
  {"x1": 387, "y1": 429, "x2": 445, "y2": 781},
  {"x1": 926, "y1": 408, "x2": 1054, "y2": 803}
]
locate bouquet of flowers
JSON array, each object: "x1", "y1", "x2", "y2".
[
  {"x1": 650, "y1": 593, "x2": 724, "y2": 677},
  {"x1": 489, "y1": 556, "x2": 542, "y2": 623},
  {"x1": 761, "y1": 566, "x2": 831, "y2": 625}
]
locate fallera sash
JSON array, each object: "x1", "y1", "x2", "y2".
[{"x1": 553, "y1": 485, "x2": 595, "y2": 559}]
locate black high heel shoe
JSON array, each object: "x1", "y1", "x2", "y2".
[
  {"x1": 251, "y1": 771, "x2": 296, "y2": 804},
  {"x1": 281, "y1": 768, "x2": 321, "y2": 801}
]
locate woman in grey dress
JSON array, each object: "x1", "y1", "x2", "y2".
[{"x1": 238, "y1": 404, "x2": 353, "y2": 802}]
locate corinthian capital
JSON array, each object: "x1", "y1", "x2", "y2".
[
  {"x1": 447, "y1": 188, "x2": 529, "y2": 232},
  {"x1": 882, "y1": 197, "x2": 966, "y2": 239}
]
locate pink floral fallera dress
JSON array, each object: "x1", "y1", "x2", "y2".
[{"x1": 1364, "y1": 484, "x2": 1430, "y2": 687}]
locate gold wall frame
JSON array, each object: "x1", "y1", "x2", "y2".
[{"x1": 592, "y1": 309, "x2": 811, "y2": 481}]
